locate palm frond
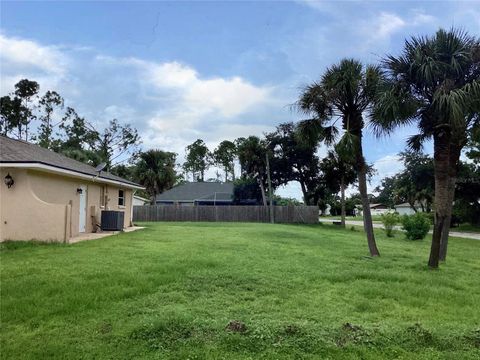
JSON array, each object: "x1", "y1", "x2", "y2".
[
  {"x1": 336, "y1": 131, "x2": 360, "y2": 163},
  {"x1": 295, "y1": 118, "x2": 324, "y2": 148},
  {"x1": 369, "y1": 80, "x2": 419, "y2": 137},
  {"x1": 294, "y1": 83, "x2": 333, "y2": 119},
  {"x1": 406, "y1": 133, "x2": 429, "y2": 152}
]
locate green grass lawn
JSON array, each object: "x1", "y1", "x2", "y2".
[{"x1": 1, "y1": 223, "x2": 479, "y2": 359}]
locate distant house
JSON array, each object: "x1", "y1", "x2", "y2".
[
  {"x1": 394, "y1": 202, "x2": 427, "y2": 216},
  {"x1": 355, "y1": 203, "x2": 390, "y2": 216},
  {"x1": 156, "y1": 182, "x2": 234, "y2": 206},
  {"x1": 133, "y1": 195, "x2": 150, "y2": 206},
  {"x1": 0, "y1": 135, "x2": 143, "y2": 242}
]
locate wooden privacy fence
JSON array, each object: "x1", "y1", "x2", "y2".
[{"x1": 133, "y1": 205, "x2": 319, "y2": 224}]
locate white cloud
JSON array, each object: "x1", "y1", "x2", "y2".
[
  {"x1": 358, "y1": 12, "x2": 407, "y2": 44},
  {"x1": 376, "y1": 12, "x2": 406, "y2": 39},
  {"x1": 94, "y1": 56, "x2": 282, "y2": 159},
  {"x1": 103, "y1": 56, "x2": 273, "y2": 117},
  {"x1": 411, "y1": 11, "x2": 436, "y2": 26},
  {"x1": 370, "y1": 154, "x2": 404, "y2": 193},
  {"x1": 0, "y1": 33, "x2": 67, "y2": 76}
]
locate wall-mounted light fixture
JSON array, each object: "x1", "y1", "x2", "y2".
[
  {"x1": 76, "y1": 188, "x2": 83, "y2": 194},
  {"x1": 4, "y1": 173, "x2": 14, "y2": 188}
]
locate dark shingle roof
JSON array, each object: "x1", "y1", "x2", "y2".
[
  {"x1": 0, "y1": 135, "x2": 141, "y2": 187},
  {"x1": 156, "y1": 182, "x2": 234, "y2": 202}
]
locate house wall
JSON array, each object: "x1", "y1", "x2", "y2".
[
  {"x1": 0, "y1": 168, "x2": 133, "y2": 242},
  {"x1": 371, "y1": 208, "x2": 390, "y2": 216},
  {"x1": 395, "y1": 207, "x2": 417, "y2": 216},
  {"x1": 133, "y1": 197, "x2": 149, "y2": 206}
]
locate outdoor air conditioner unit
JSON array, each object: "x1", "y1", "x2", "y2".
[{"x1": 100, "y1": 210, "x2": 125, "y2": 231}]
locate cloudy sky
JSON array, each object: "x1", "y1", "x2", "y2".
[{"x1": 1, "y1": 1, "x2": 479, "y2": 198}]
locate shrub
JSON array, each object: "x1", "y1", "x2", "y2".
[
  {"x1": 381, "y1": 212, "x2": 399, "y2": 237},
  {"x1": 401, "y1": 213, "x2": 430, "y2": 240},
  {"x1": 424, "y1": 212, "x2": 435, "y2": 225}
]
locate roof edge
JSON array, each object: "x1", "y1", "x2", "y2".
[{"x1": 0, "y1": 162, "x2": 144, "y2": 190}]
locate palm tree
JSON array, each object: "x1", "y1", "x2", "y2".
[
  {"x1": 296, "y1": 58, "x2": 382, "y2": 257},
  {"x1": 135, "y1": 149, "x2": 177, "y2": 204},
  {"x1": 371, "y1": 28, "x2": 480, "y2": 268}
]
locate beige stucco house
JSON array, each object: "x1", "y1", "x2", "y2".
[{"x1": 0, "y1": 135, "x2": 143, "y2": 242}]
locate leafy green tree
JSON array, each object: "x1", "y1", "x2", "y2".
[
  {"x1": 57, "y1": 107, "x2": 97, "y2": 152},
  {"x1": 212, "y1": 140, "x2": 237, "y2": 182},
  {"x1": 273, "y1": 195, "x2": 303, "y2": 206},
  {"x1": 235, "y1": 136, "x2": 269, "y2": 206},
  {"x1": 37, "y1": 91, "x2": 64, "y2": 149},
  {"x1": 135, "y1": 150, "x2": 178, "y2": 204},
  {"x1": 296, "y1": 58, "x2": 383, "y2": 256},
  {"x1": 453, "y1": 161, "x2": 480, "y2": 226},
  {"x1": 94, "y1": 119, "x2": 141, "y2": 169},
  {"x1": 232, "y1": 177, "x2": 263, "y2": 205},
  {"x1": 372, "y1": 28, "x2": 479, "y2": 267},
  {"x1": 373, "y1": 176, "x2": 397, "y2": 208},
  {"x1": 265, "y1": 123, "x2": 321, "y2": 205},
  {"x1": 14, "y1": 79, "x2": 39, "y2": 140},
  {"x1": 465, "y1": 122, "x2": 480, "y2": 164},
  {"x1": 110, "y1": 164, "x2": 136, "y2": 181},
  {"x1": 183, "y1": 139, "x2": 211, "y2": 182},
  {"x1": 320, "y1": 150, "x2": 357, "y2": 227},
  {"x1": 394, "y1": 151, "x2": 434, "y2": 212},
  {"x1": 0, "y1": 96, "x2": 25, "y2": 136}
]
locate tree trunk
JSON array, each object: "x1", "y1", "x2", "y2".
[
  {"x1": 259, "y1": 181, "x2": 267, "y2": 207},
  {"x1": 265, "y1": 153, "x2": 274, "y2": 223},
  {"x1": 429, "y1": 131, "x2": 451, "y2": 269},
  {"x1": 299, "y1": 180, "x2": 309, "y2": 205},
  {"x1": 358, "y1": 164, "x2": 380, "y2": 256},
  {"x1": 439, "y1": 144, "x2": 461, "y2": 262},
  {"x1": 439, "y1": 178, "x2": 455, "y2": 262},
  {"x1": 340, "y1": 175, "x2": 346, "y2": 228},
  {"x1": 353, "y1": 126, "x2": 379, "y2": 257}
]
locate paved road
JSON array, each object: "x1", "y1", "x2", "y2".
[{"x1": 318, "y1": 219, "x2": 480, "y2": 240}]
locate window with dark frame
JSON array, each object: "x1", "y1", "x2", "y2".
[{"x1": 118, "y1": 189, "x2": 125, "y2": 206}]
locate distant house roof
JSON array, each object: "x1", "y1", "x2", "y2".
[
  {"x1": 395, "y1": 203, "x2": 411, "y2": 208},
  {"x1": 369, "y1": 203, "x2": 388, "y2": 209},
  {"x1": 355, "y1": 203, "x2": 389, "y2": 209},
  {"x1": 0, "y1": 135, "x2": 142, "y2": 189},
  {"x1": 156, "y1": 182, "x2": 234, "y2": 202}
]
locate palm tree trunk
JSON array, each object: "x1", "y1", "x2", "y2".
[
  {"x1": 429, "y1": 132, "x2": 450, "y2": 269},
  {"x1": 340, "y1": 175, "x2": 346, "y2": 228},
  {"x1": 358, "y1": 164, "x2": 380, "y2": 256},
  {"x1": 439, "y1": 177, "x2": 455, "y2": 262},
  {"x1": 353, "y1": 129, "x2": 379, "y2": 256},
  {"x1": 439, "y1": 144, "x2": 461, "y2": 262}
]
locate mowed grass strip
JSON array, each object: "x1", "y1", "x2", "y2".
[{"x1": 1, "y1": 222, "x2": 479, "y2": 359}]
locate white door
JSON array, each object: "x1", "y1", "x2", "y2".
[{"x1": 79, "y1": 185, "x2": 87, "y2": 233}]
